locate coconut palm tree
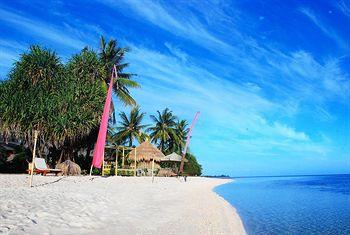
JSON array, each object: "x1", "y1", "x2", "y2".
[
  {"x1": 148, "y1": 108, "x2": 178, "y2": 152},
  {"x1": 99, "y1": 36, "x2": 139, "y2": 106},
  {"x1": 171, "y1": 119, "x2": 188, "y2": 153},
  {"x1": 113, "y1": 106, "x2": 147, "y2": 147}
]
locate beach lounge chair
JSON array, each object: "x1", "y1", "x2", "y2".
[{"x1": 27, "y1": 158, "x2": 62, "y2": 176}]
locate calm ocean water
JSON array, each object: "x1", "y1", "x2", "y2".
[{"x1": 215, "y1": 175, "x2": 350, "y2": 235}]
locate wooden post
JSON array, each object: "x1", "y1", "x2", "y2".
[
  {"x1": 102, "y1": 146, "x2": 106, "y2": 176},
  {"x1": 151, "y1": 158, "x2": 155, "y2": 183},
  {"x1": 134, "y1": 148, "x2": 137, "y2": 176},
  {"x1": 29, "y1": 130, "x2": 38, "y2": 187},
  {"x1": 115, "y1": 148, "x2": 118, "y2": 176},
  {"x1": 89, "y1": 165, "x2": 93, "y2": 176},
  {"x1": 122, "y1": 148, "x2": 125, "y2": 168}
]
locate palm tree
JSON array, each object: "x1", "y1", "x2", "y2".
[
  {"x1": 113, "y1": 106, "x2": 147, "y2": 147},
  {"x1": 148, "y1": 108, "x2": 177, "y2": 152},
  {"x1": 172, "y1": 120, "x2": 188, "y2": 153},
  {"x1": 99, "y1": 36, "x2": 139, "y2": 106}
]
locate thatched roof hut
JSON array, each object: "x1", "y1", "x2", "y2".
[{"x1": 127, "y1": 140, "x2": 165, "y2": 170}]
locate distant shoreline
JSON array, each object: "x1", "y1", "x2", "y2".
[{"x1": 206, "y1": 173, "x2": 350, "y2": 179}]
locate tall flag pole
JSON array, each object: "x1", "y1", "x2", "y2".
[
  {"x1": 179, "y1": 111, "x2": 200, "y2": 174},
  {"x1": 90, "y1": 66, "x2": 117, "y2": 174}
]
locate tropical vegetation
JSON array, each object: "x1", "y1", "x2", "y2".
[
  {"x1": 111, "y1": 106, "x2": 148, "y2": 146},
  {"x1": 108, "y1": 107, "x2": 202, "y2": 175},
  {"x1": 0, "y1": 36, "x2": 202, "y2": 175}
]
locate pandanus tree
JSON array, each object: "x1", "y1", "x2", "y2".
[
  {"x1": 0, "y1": 46, "x2": 106, "y2": 164},
  {"x1": 112, "y1": 106, "x2": 147, "y2": 147},
  {"x1": 0, "y1": 46, "x2": 65, "y2": 156},
  {"x1": 0, "y1": 38, "x2": 140, "y2": 167}
]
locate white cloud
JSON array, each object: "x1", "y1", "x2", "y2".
[
  {"x1": 273, "y1": 122, "x2": 309, "y2": 141},
  {"x1": 299, "y1": 7, "x2": 348, "y2": 49},
  {"x1": 0, "y1": 7, "x2": 85, "y2": 49},
  {"x1": 263, "y1": 50, "x2": 350, "y2": 104},
  {"x1": 337, "y1": 0, "x2": 350, "y2": 17},
  {"x1": 0, "y1": 0, "x2": 346, "y2": 174},
  {"x1": 98, "y1": 0, "x2": 235, "y2": 54},
  {"x1": 99, "y1": 0, "x2": 350, "y2": 109},
  {"x1": 0, "y1": 41, "x2": 24, "y2": 76},
  {"x1": 119, "y1": 45, "x2": 329, "y2": 161},
  {"x1": 164, "y1": 42, "x2": 188, "y2": 62}
]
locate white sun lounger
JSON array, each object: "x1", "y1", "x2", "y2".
[{"x1": 27, "y1": 158, "x2": 62, "y2": 175}]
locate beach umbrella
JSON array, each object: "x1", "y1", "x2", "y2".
[{"x1": 161, "y1": 152, "x2": 188, "y2": 162}]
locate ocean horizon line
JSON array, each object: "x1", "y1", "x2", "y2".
[{"x1": 206, "y1": 173, "x2": 350, "y2": 179}]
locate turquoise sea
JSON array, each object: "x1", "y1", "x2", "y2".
[{"x1": 215, "y1": 175, "x2": 350, "y2": 235}]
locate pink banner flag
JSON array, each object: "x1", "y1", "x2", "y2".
[
  {"x1": 179, "y1": 111, "x2": 200, "y2": 173},
  {"x1": 92, "y1": 67, "x2": 116, "y2": 169}
]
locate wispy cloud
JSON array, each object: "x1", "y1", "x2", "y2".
[
  {"x1": 1, "y1": 0, "x2": 348, "y2": 175},
  {"x1": 299, "y1": 7, "x2": 348, "y2": 49},
  {"x1": 99, "y1": 0, "x2": 350, "y2": 108},
  {"x1": 120, "y1": 45, "x2": 329, "y2": 163},
  {"x1": 0, "y1": 7, "x2": 85, "y2": 49},
  {"x1": 98, "y1": 0, "x2": 235, "y2": 54},
  {"x1": 337, "y1": 0, "x2": 350, "y2": 17},
  {"x1": 0, "y1": 39, "x2": 28, "y2": 77},
  {"x1": 164, "y1": 42, "x2": 188, "y2": 62},
  {"x1": 0, "y1": 49, "x2": 17, "y2": 67},
  {"x1": 110, "y1": 1, "x2": 350, "y2": 106},
  {"x1": 266, "y1": 51, "x2": 350, "y2": 103},
  {"x1": 273, "y1": 122, "x2": 309, "y2": 141}
]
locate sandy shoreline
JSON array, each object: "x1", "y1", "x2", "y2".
[{"x1": 0, "y1": 175, "x2": 245, "y2": 235}]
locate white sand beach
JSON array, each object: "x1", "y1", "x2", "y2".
[{"x1": 0, "y1": 175, "x2": 245, "y2": 235}]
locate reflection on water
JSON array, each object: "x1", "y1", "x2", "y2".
[{"x1": 215, "y1": 175, "x2": 350, "y2": 235}]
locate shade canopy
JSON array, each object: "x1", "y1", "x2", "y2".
[
  {"x1": 128, "y1": 140, "x2": 164, "y2": 162},
  {"x1": 161, "y1": 152, "x2": 188, "y2": 162}
]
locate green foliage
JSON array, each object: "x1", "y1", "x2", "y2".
[
  {"x1": 99, "y1": 36, "x2": 139, "y2": 106},
  {"x1": 0, "y1": 37, "x2": 139, "y2": 169},
  {"x1": 146, "y1": 108, "x2": 202, "y2": 174},
  {"x1": 0, "y1": 46, "x2": 104, "y2": 155},
  {"x1": 170, "y1": 120, "x2": 188, "y2": 153},
  {"x1": 147, "y1": 108, "x2": 189, "y2": 155},
  {"x1": 111, "y1": 106, "x2": 147, "y2": 146},
  {"x1": 148, "y1": 108, "x2": 178, "y2": 153},
  {"x1": 184, "y1": 152, "x2": 202, "y2": 176},
  {"x1": 0, "y1": 37, "x2": 203, "y2": 175},
  {"x1": 116, "y1": 169, "x2": 135, "y2": 176}
]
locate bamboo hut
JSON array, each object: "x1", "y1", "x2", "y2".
[{"x1": 127, "y1": 140, "x2": 164, "y2": 172}]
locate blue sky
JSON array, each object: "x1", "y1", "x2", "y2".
[{"x1": 0, "y1": 0, "x2": 349, "y2": 176}]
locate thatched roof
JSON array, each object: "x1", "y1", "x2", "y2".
[
  {"x1": 161, "y1": 152, "x2": 188, "y2": 162},
  {"x1": 128, "y1": 140, "x2": 165, "y2": 162}
]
